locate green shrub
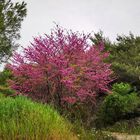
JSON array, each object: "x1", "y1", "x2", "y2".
[
  {"x1": 0, "y1": 95, "x2": 77, "y2": 140},
  {"x1": 0, "y1": 69, "x2": 14, "y2": 96},
  {"x1": 96, "y1": 83, "x2": 140, "y2": 127},
  {"x1": 0, "y1": 85, "x2": 15, "y2": 95},
  {"x1": 112, "y1": 82, "x2": 132, "y2": 95},
  {"x1": 96, "y1": 93, "x2": 125, "y2": 126},
  {"x1": 0, "y1": 69, "x2": 12, "y2": 86}
]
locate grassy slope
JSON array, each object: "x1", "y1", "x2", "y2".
[
  {"x1": 0, "y1": 94, "x2": 118, "y2": 140},
  {"x1": 0, "y1": 95, "x2": 77, "y2": 140}
]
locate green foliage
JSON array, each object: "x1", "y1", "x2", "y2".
[
  {"x1": 0, "y1": 95, "x2": 77, "y2": 140},
  {"x1": 0, "y1": 69, "x2": 14, "y2": 95},
  {"x1": 0, "y1": 85, "x2": 15, "y2": 95},
  {"x1": 91, "y1": 32, "x2": 140, "y2": 89},
  {"x1": 96, "y1": 83, "x2": 140, "y2": 126},
  {"x1": 110, "y1": 34, "x2": 140, "y2": 88},
  {"x1": 0, "y1": 69, "x2": 12, "y2": 86},
  {"x1": 96, "y1": 93, "x2": 140, "y2": 126},
  {"x1": 90, "y1": 30, "x2": 112, "y2": 51},
  {"x1": 112, "y1": 82, "x2": 132, "y2": 95},
  {"x1": 0, "y1": 0, "x2": 27, "y2": 63},
  {"x1": 0, "y1": 95, "x2": 116, "y2": 140}
]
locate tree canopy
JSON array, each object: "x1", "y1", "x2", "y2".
[
  {"x1": 91, "y1": 32, "x2": 140, "y2": 89},
  {"x1": 0, "y1": 0, "x2": 27, "y2": 63}
]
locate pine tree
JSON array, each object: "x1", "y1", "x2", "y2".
[
  {"x1": 0, "y1": 0, "x2": 27, "y2": 63},
  {"x1": 91, "y1": 32, "x2": 140, "y2": 89}
]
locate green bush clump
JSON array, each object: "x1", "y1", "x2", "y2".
[
  {"x1": 0, "y1": 69, "x2": 15, "y2": 96},
  {"x1": 0, "y1": 85, "x2": 15, "y2": 95},
  {"x1": 97, "y1": 93, "x2": 140, "y2": 125},
  {"x1": 0, "y1": 69, "x2": 12, "y2": 86},
  {"x1": 112, "y1": 82, "x2": 132, "y2": 95},
  {"x1": 96, "y1": 83, "x2": 140, "y2": 127},
  {"x1": 0, "y1": 95, "x2": 77, "y2": 140}
]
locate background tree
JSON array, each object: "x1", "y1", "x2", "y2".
[
  {"x1": 90, "y1": 31, "x2": 112, "y2": 51},
  {"x1": 91, "y1": 32, "x2": 140, "y2": 90},
  {"x1": 110, "y1": 34, "x2": 140, "y2": 89},
  {"x1": 0, "y1": 0, "x2": 27, "y2": 63}
]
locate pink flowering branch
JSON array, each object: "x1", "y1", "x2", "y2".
[{"x1": 8, "y1": 25, "x2": 114, "y2": 106}]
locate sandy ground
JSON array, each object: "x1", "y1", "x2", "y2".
[{"x1": 111, "y1": 132, "x2": 140, "y2": 140}]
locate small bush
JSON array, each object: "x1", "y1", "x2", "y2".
[
  {"x1": 0, "y1": 85, "x2": 15, "y2": 95},
  {"x1": 99, "y1": 93, "x2": 125, "y2": 125},
  {"x1": 112, "y1": 82, "x2": 132, "y2": 95},
  {"x1": 96, "y1": 83, "x2": 140, "y2": 127},
  {"x1": 0, "y1": 69, "x2": 14, "y2": 96},
  {"x1": 0, "y1": 69, "x2": 12, "y2": 86},
  {"x1": 0, "y1": 95, "x2": 77, "y2": 140}
]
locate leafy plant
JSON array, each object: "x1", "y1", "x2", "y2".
[
  {"x1": 112, "y1": 82, "x2": 132, "y2": 95},
  {"x1": 96, "y1": 83, "x2": 140, "y2": 126},
  {"x1": 0, "y1": 69, "x2": 14, "y2": 95},
  {"x1": 0, "y1": 85, "x2": 15, "y2": 95},
  {"x1": 0, "y1": 69, "x2": 12, "y2": 86}
]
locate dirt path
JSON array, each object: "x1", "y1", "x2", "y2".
[{"x1": 111, "y1": 132, "x2": 140, "y2": 140}]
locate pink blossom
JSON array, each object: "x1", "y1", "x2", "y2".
[{"x1": 8, "y1": 25, "x2": 114, "y2": 105}]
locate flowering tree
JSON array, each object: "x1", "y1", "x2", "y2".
[{"x1": 8, "y1": 26, "x2": 113, "y2": 106}]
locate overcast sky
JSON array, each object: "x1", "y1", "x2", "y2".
[
  {"x1": 14, "y1": 0, "x2": 140, "y2": 46},
  {"x1": 0, "y1": 0, "x2": 139, "y2": 70}
]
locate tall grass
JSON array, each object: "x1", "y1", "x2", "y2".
[
  {"x1": 0, "y1": 95, "x2": 77, "y2": 140},
  {"x1": 0, "y1": 94, "x2": 118, "y2": 140}
]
